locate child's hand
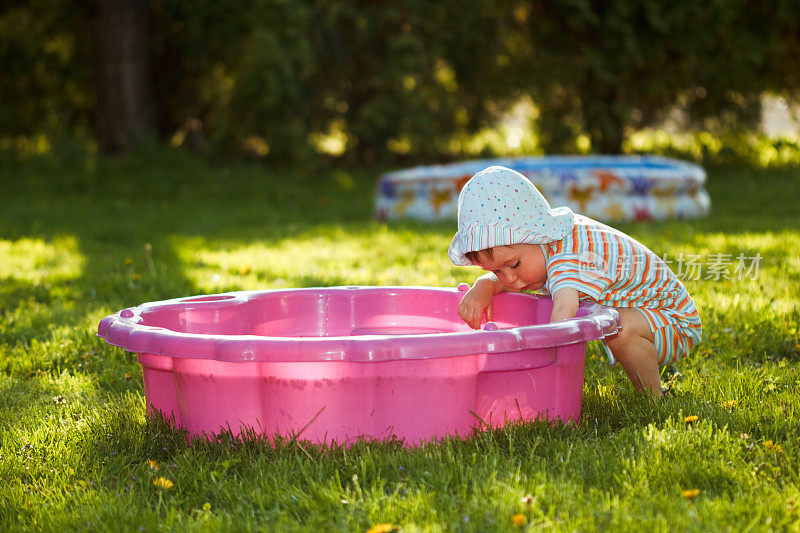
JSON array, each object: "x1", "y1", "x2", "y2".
[{"x1": 458, "y1": 277, "x2": 499, "y2": 329}]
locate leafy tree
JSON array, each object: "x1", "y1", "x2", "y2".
[
  {"x1": 515, "y1": 0, "x2": 800, "y2": 153},
  {"x1": 0, "y1": 0, "x2": 92, "y2": 137},
  {"x1": 2, "y1": 0, "x2": 798, "y2": 160}
]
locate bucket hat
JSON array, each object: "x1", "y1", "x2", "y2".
[{"x1": 448, "y1": 166, "x2": 574, "y2": 266}]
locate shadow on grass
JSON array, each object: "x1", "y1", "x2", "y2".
[{"x1": 0, "y1": 145, "x2": 380, "y2": 365}]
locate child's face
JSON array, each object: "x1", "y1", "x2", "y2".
[{"x1": 474, "y1": 244, "x2": 547, "y2": 291}]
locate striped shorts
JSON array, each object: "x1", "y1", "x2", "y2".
[{"x1": 602, "y1": 304, "x2": 703, "y2": 365}]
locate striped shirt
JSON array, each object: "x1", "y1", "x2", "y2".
[{"x1": 539, "y1": 215, "x2": 696, "y2": 314}]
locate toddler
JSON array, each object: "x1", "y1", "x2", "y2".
[{"x1": 448, "y1": 166, "x2": 702, "y2": 397}]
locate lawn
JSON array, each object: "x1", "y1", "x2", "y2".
[{"x1": 1, "y1": 145, "x2": 799, "y2": 531}]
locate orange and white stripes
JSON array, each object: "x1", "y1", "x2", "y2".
[{"x1": 541, "y1": 214, "x2": 702, "y2": 364}]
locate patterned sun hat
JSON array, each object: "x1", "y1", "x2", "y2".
[{"x1": 448, "y1": 166, "x2": 574, "y2": 266}]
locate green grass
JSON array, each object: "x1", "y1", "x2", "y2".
[{"x1": 1, "y1": 144, "x2": 799, "y2": 531}]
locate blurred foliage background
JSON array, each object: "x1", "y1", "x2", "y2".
[{"x1": 1, "y1": 0, "x2": 799, "y2": 166}]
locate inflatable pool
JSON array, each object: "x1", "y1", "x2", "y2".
[
  {"x1": 97, "y1": 286, "x2": 620, "y2": 445},
  {"x1": 375, "y1": 155, "x2": 710, "y2": 223}
]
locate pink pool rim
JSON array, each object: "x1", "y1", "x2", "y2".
[{"x1": 98, "y1": 286, "x2": 620, "y2": 445}]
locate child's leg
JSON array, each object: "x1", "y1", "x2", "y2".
[{"x1": 604, "y1": 308, "x2": 662, "y2": 397}]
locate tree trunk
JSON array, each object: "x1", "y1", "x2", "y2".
[
  {"x1": 87, "y1": 0, "x2": 153, "y2": 152},
  {"x1": 582, "y1": 90, "x2": 625, "y2": 154}
]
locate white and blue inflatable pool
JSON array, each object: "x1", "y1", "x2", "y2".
[{"x1": 375, "y1": 155, "x2": 710, "y2": 223}]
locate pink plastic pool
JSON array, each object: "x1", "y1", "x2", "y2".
[{"x1": 97, "y1": 286, "x2": 620, "y2": 445}]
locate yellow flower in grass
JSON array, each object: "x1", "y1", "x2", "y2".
[
  {"x1": 682, "y1": 488, "x2": 700, "y2": 499},
  {"x1": 365, "y1": 524, "x2": 394, "y2": 533},
  {"x1": 684, "y1": 415, "x2": 699, "y2": 423},
  {"x1": 723, "y1": 400, "x2": 738, "y2": 408},
  {"x1": 153, "y1": 477, "x2": 174, "y2": 490},
  {"x1": 512, "y1": 513, "x2": 527, "y2": 526},
  {"x1": 147, "y1": 459, "x2": 159, "y2": 470}
]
